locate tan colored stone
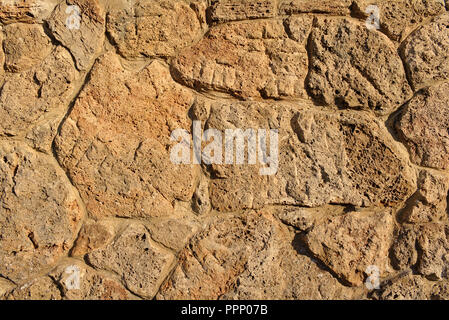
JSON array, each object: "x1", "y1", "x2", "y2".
[
  {"x1": 279, "y1": 0, "x2": 352, "y2": 15},
  {"x1": 55, "y1": 52, "x2": 198, "y2": 219},
  {"x1": 47, "y1": 0, "x2": 105, "y2": 71},
  {"x1": 172, "y1": 18, "x2": 310, "y2": 99},
  {"x1": 25, "y1": 115, "x2": 61, "y2": 153},
  {"x1": 3, "y1": 23, "x2": 52, "y2": 73},
  {"x1": 354, "y1": 0, "x2": 446, "y2": 42},
  {"x1": 107, "y1": 0, "x2": 206, "y2": 59},
  {"x1": 392, "y1": 223, "x2": 449, "y2": 280},
  {"x1": 0, "y1": 278, "x2": 15, "y2": 299},
  {"x1": 377, "y1": 274, "x2": 431, "y2": 300},
  {"x1": 205, "y1": 102, "x2": 416, "y2": 211},
  {"x1": 402, "y1": 13, "x2": 449, "y2": 89},
  {"x1": 49, "y1": 260, "x2": 134, "y2": 300},
  {"x1": 304, "y1": 209, "x2": 394, "y2": 286},
  {"x1": 307, "y1": 17, "x2": 412, "y2": 115},
  {"x1": 87, "y1": 223, "x2": 174, "y2": 299},
  {"x1": 0, "y1": 0, "x2": 58, "y2": 24},
  {"x1": 71, "y1": 220, "x2": 114, "y2": 257},
  {"x1": 0, "y1": 46, "x2": 77, "y2": 136},
  {"x1": 209, "y1": 0, "x2": 277, "y2": 22},
  {"x1": 0, "y1": 141, "x2": 83, "y2": 283},
  {"x1": 396, "y1": 82, "x2": 449, "y2": 170},
  {"x1": 402, "y1": 170, "x2": 449, "y2": 223},
  {"x1": 157, "y1": 212, "x2": 357, "y2": 300},
  {"x1": 147, "y1": 219, "x2": 197, "y2": 252},
  {"x1": 6, "y1": 277, "x2": 61, "y2": 300},
  {"x1": 192, "y1": 174, "x2": 211, "y2": 215}
]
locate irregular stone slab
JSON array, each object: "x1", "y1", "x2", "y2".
[
  {"x1": 392, "y1": 223, "x2": 449, "y2": 280},
  {"x1": 55, "y1": 52, "x2": 198, "y2": 219},
  {"x1": 0, "y1": 278, "x2": 15, "y2": 299},
  {"x1": 307, "y1": 17, "x2": 412, "y2": 115},
  {"x1": 47, "y1": 0, "x2": 105, "y2": 71},
  {"x1": 107, "y1": 0, "x2": 206, "y2": 59},
  {"x1": 3, "y1": 23, "x2": 52, "y2": 72},
  {"x1": 49, "y1": 260, "x2": 135, "y2": 300},
  {"x1": 71, "y1": 220, "x2": 114, "y2": 257},
  {"x1": 396, "y1": 82, "x2": 449, "y2": 170},
  {"x1": 203, "y1": 102, "x2": 415, "y2": 211},
  {"x1": 172, "y1": 18, "x2": 310, "y2": 99},
  {"x1": 0, "y1": 0, "x2": 58, "y2": 24},
  {"x1": 0, "y1": 32, "x2": 4, "y2": 85},
  {"x1": 87, "y1": 223, "x2": 174, "y2": 299},
  {"x1": 0, "y1": 142, "x2": 83, "y2": 283},
  {"x1": 304, "y1": 209, "x2": 394, "y2": 286},
  {"x1": 146, "y1": 219, "x2": 197, "y2": 252},
  {"x1": 6, "y1": 277, "x2": 61, "y2": 300},
  {"x1": 0, "y1": 46, "x2": 77, "y2": 136},
  {"x1": 401, "y1": 170, "x2": 449, "y2": 223},
  {"x1": 354, "y1": 0, "x2": 446, "y2": 42},
  {"x1": 279, "y1": 0, "x2": 352, "y2": 15},
  {"x1": 376, "y1": 274, "x2": 431, "y2": 300},
  {"x1": 209, "y1": 0, "x2": 277, "y2": 22},
  {"x1": 402, "y1": 13, "x2": 449, "y2": 89},
  {"x1": 157, "y1": 212, "x2": 356, "y2": 300}
]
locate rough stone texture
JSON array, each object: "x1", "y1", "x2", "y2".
[
  {"x1": 392, "y1": 224, "x2": 449, "y2": 280},
  {"x1": 205, "y1": 102, "x2": 416, "y2": 211},
  {"x1": 209, "y1": 0, "x2": 277, "y2": 22},
  {"x1": 49, "y1": 260, "x2": 135, "y2": 300},
  {"x1": 107, "y1": 0, "x2": 206, "y2": 59},
  {"x1": 172, "y1": 18, "x2": 310, "y2": 99},
  {"x1": 304, "y1": 209, "x2": 394, "y2": 286},
  {"x1": 55, "y1": 52, "x2": 198, "y2": 219},
  {"x1": 354, "y1": 0, "x2": 446, "y2": 42},
  {"x1": 1, "y1": 0, "x2": 448, "y2": 301},
  {"x1": 3, "y1": 23, "x2": 52, "y2": 73},
  {"x1": 307, "y1": 17, "x2": 412, "y2": 115},
  {"x1": 157, "y1": 212, "x2": 358, "y2": 300},
  {"x1": 0, "y1": 142, "x2": 83, "y2": 284},
  {"x1": 402, "y1": 13, "x2": 449, "y2": 89},
  {"x1": 0, "y1": 46, "x2": 77, "y2": 136},
  {"x1": 396, "y1": 82, "x2": 449, "y2": 170},
  {"x1": 279, "y1": 0, "x2": 352, "y2": 15},
  {"x1": 87, "y1": 223, "x2": 174, "y2": 299},
  {"x1": 47, "y1": 0, "x2": 106, "y2": 71}
]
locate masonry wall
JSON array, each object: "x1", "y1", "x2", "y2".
[{"x1": 0, "y1": 0, "x2": 448, "y2": 300}]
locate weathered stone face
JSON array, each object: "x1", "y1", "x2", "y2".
[
  {"x1": 55, "y1": 52, "x2": 198, "y2": 219},
  {"x1": 107, "y1": 0, "x2": 206, "y2": 59},
  {"x1": 204, "y1": 102, "x2": 416, "y2": 211},
  {"x1": 171, "y1": 18, "x2": 310, "y2": 100},
  {"x1": 0, "y1": 142, "x2": 83, "y2": 283},
  {"x1": 402, "y1": 13, "x2": 449, "y2": 89},
  {"x1": 307, "y1": 17, "x2": 412, "y2": 115},
  {"x1": 396, "y1": 82, "x2": 449, "y2": 170}
]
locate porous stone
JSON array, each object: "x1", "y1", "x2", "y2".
[
  {"x1": 171, "y1": 18, "x2": 310, "y2": 99},
  {"x1": 209, "y1": 0, "x2": 277, "y2": 22},
  {"x1": 0, "y1": 141, "x2": 83, "y2": 283},
  {"x1": 49, "y1": 260, "x2": 134, "y2": 300},
  {"x1": 147, "y1": 219, "x2": 197, "y2": 252},
  {"x1": 402, "y1": 13, "x2": 449, "y2": 89},
  {"x1": 6, "y1": 277, "x2": 61, "y2": 300},
  {"x1": 354, "y1": 0, "x2": 446, "y2": 42},
  {"x1": 47, "y1": 0, "x2": 105, "y2": 71},
  {"x1": 205, "y1": 102, "x2": 416, "y2": 211},
  {"x1": 54, "y1": 52, "x2": 198, "y2": 219},
  {"x1": 307, "y1": 17, "x2": 412, "y2": 115},
  {"x1": 396, "y1": 82, "x2": 449, "y2": 170},
  {"x1": 377, "y1": 274, "x2": 431, "y2": 300},
  {"x1": 107, "y1": 0, "x2": 206, "y2": 59},
  {"x1": 0, "y1": 46, "x2": 77, "y2": 136},
  {"x1": 401, "y1": 170, "x2": 449, "y2": 223},
  {"x1": 304, "y1": 209, "x2": 394, "y2": 286},
  {"x1": 3, "y1": 23, "x2": 52, "y2": 73},
  {"x1": 157, "y1": 212, "x2": 357, "y2": 300},
  {"x1": 87, "y1": 223, "x2": 174, "y2": 298},
  {"x1": 279, "y1": 0, "x2": 352, "y2": 15},
  {"x1": 392, "y1": 223, "x2": 449, "y2": 280},
  {"x1": 0, "y1": 0, "x2": 58, "y2": 24}
]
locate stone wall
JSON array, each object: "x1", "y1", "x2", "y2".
[{"x1": 0, "y1": 0, "x2": 448, "y2": 300}]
